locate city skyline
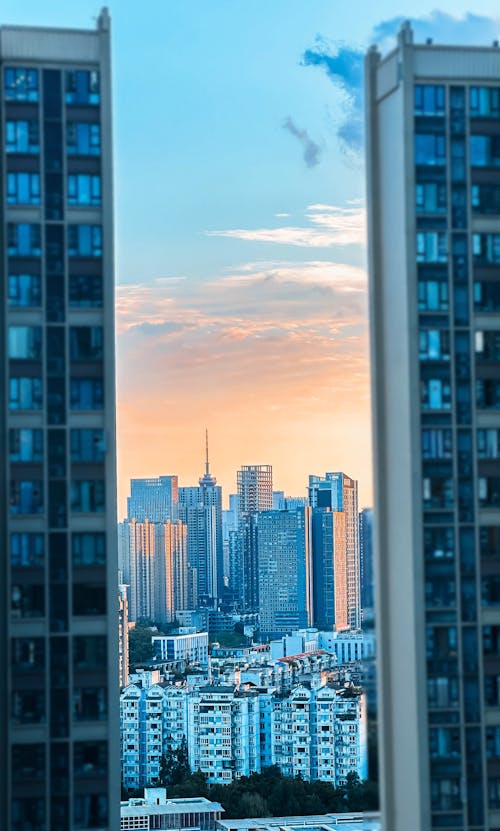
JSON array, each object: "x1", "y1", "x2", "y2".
[{"x1": 8, "y1": 3, "x2": 500, "y2": 519}]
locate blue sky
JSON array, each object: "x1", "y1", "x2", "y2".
[{"x1": 4, "y1": 1, "x2": 500, "y2": 511}]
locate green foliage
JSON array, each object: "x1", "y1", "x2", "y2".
[
  {"x1": 128, "y1": 625, "x2": 155, "y2": 669},
  {"x1": 210, "y1": 631, "x2": 249, "y2": 648},
  {"x1": 167, "y1": 765, "x2": 378, "y2": 818}
]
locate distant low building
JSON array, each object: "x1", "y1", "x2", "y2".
[
  {"x1": 120, "y1": 789, "x2": 223, "y2": 831},
  {"x1": 152, "y1": 631, "x2": 209, "y2": 668}
]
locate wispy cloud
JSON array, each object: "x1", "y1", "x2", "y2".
[
  {"x1": 282, "y1": 116, "x2": 322, "y2": 168},
  {"x1": 206, "y1": 203, "x2": 366, "y2": 249},
  {"x1": 302, "y1": 12, "x2": 499, "y2": 158}
]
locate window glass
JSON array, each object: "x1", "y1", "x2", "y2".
[
  {"x1": 418, "y1": 279, "x2": 448, "y2": 311},
  {"x1": 414, "y1": 85, "x2": 445, "y2": 116},
  {"x1": 70, "y1": 481, "x2": 105, "y2": 513},
  {"x1": 415, "y1": 134, "x2": 446, "y2": 165},
  {"x1": 421, "y1": 378, "x2": 452, "y2": 410},
  {"x1": 73, "y1": 687, "x2": 107, "y2": 721},
  {"x1": 65, "y1": 70, "x2": 100, "y2": 105},
  {"x1": 7, "y1": 172, "x2": 40, "y2": 205},
  {"x1": 69, "y1": 274, "x2": 103, "y2": 307},
  {"x1": 7, "y1": 223, "x2": 41, "y2": 257},
  {"x1": 422, "y1": 429, "x2": 453, "y2": 459},
  {"x1": 72, "y1": 533, "x2": 106, "y2": 566},
  {"x1": 9, "y1": 377, "x2": 43, "y2": 410},
  {"x1": 70, "y1": 379, "x2": 103, "y2": 410},
  {"x1": 11, "y1": 690, "x2": 45, "y2": 726},
  {"x1": 9, "y1": 429, "x2": 43, "y2": 462},
  {"x1": 476, "y1": 379, "x2": 500, "y2": 410},
  {"x1": 8, "y1": 274, "x2": 41, "y2": 307},
  {"x1": 11, "y1": 583, "x2": 44, "y2": 618},
  {"x1": 6, "y1": 120, "x2": 40, "y2": 154},
  {"x1": 8, "y1": 326, "x2": 42, "y2": 360},
  {"x1": 74, "y1": 741, "x2": 107, "y2": 778},
  {"x1": 4, "y1": 67, "x2": 39, "y2": 101},
  {"x1": 68, "y1": 225, "x2": 102, "y2": 257},
  {"x1": 416, "y1": 182, "x2": 447, "y2": 214},
  {"x1": 10, "y1": 480, "x2": 43, "y2": 514},
  {"x1": 417, "y1": 232, "x2": 448, "y2": 263},
  {"x1": 70, "y1": 429, "x2": 105, "y2": 462},
  {"x1": 70, "y1": 327, "x2": 103, "y2": 361},
  {"x1": 10, "y1": 533, "x2": 44, "y2": 568},
  {"x1": 470, "y1": 86, "x2": 500, "y2": 118},
  {"x1": 67, "y1": 122, "x2": 101, "y2": 155},
  {"x1": 68, "y1": 174, "x2": 101, "y2": 206},
  {"x1": 73, "y1": 583, "x2": 106, "y2": 615},
  {"x1": 73, "y1": 636, "x2": 107, "y2": 669}
]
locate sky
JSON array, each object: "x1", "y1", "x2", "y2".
[{"x1": 4, "y1": 0, "x2": 500, "y2": 514}]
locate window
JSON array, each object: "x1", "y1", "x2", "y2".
[
  {"x1": 417, "y1": 232, "x2": 448, "y2": 263},
  {"x1": 430, "y1": 777, "x2": 461, "y2": 811},
  {"x1": 7, "y1": 172, "x2": 40, "y2": 205},
  {"x1": 11, "y1": 533, "x2": 44, "y2": 568},
  {"x1": 68, "y1": 174, "x2": 101, "y2": 206},
  {"x1": 73, "y1": 583, "x2": 106, "y2": 615},
  {"x1": 12, "y1": 637, "x2": 45, "y2": 670},
  {"x1": 70, "y1": 327, "x2": 104, "y2": 361},
  {"x1": 475, "y1": 330, "x2": 500, "y2": 361},
  {"x1": 6, "y1": 120, "x2": 39, "y2": 153},
  {"x1": 423, "y1": 475, "x2": 454, "y2": 509},
  {"x1": 471, "y1": 183, "x2": 500, "y2": 215},
  {"x1": 422, "y1": 429, "x2": 453, "y2": 459},
  {"x1": 11, "y1": 690, "x2": 45, "y2": 726},
  {"x1": 73, "y1": 687, "x2": 107, "y2": 721},
  {"x1": 419, "y1": 329, "x2": 450, "y2": 360},
  {"x1": 475, "y1": 281, "x2": 500, "y2": 313},
  {"x1": 414, "y1": 85, "x2": 445, "y2": 116},
  {"x1": 71, "y1": 429, "x2": 105, "y2": 462},
  {"x1": 67, "y1": 122, "x2": 101, "y2": 155},
  {"x1": 73, "y1": 636, "x2": 106, "y2": 669},
  {"x1": 9, "y1": 326, "x2": 42, "y2": 360},
  {"x1": 74, "y1": 794, "x2": 108, "y2": 829},
  {"x1": 429, "y1": 727, "x2": 461, "y2": 759},
  {"x1": 65, "y1": 70, "x2": 100, "y2": 105},
  {"x1": 9, "y1": 377, "x2": 42, "y2": 410},
  {"x1": 482, "y1": 576, "x2": 500, "y2": 606},
  {"x1": 418, "y1": 279, "x2": 448, "y2": 311},
  {"x1": 70, "y1": 480, "x2": 105, "y2": 513},
  {"x1": 9, "y1": 429, "x2": 43, "y2": 462},
  {"x1": 70, "y1": 379, "x2": 103, "y2": 410},
  {"x1": 8, "y1": 274, "x2": 41, "y2": 307},
  {"x1": 424, "y1": 527, "x2": 454, "y2": 559},
  {"x1": 484, "y1": 626, "x2": 500, "y2": 656},
  {"x1": 477, "y1": 379, "x2": 500, "y2": 410},
  {"x1": 473, "y1": 233, "x2": 500, "y2": 264},
  {"x1": 480, "y1": 527, "x2": 500, "y2": 557},
  {"x1": 74, "y1": 742, "x2": 107, "y2": 778},
  {"x1": 470, "y1": 134, "x2": 500, "y2": 167},
  {"x1": 69, "y1": 274, "x2": 103, "y2": 307},
  {"x1": 415, "y1": 182, "x2": 447, "y2": 214},
  {"x1": 421, "y1": 378, "x2": 451, "y2": 410},
  {"x1": 11, "y1": 583, "x2": 44, "y2": 618},
  {"x1": 10, "y1": 480, "x2": 43, "y2": 514},
  {"x1": 415, "y1": 134, "x2": 446, "y2": 166},
  {"x1": 72, "y1": 533, "x2": 106, "y2": 566},
  {"x1": 7, "y1": 223, "x2": 41, "y2": 257},
  {"x1": 4, "y1": 67, "x2": 39, "y2": 101},
  {"x1": 479, "y1": 477, "x2": 500, "y2": 508},
  {"x1": 68, "y1": 224, "x2": 102, "y2": 257},
  {"x1": 478, "y1": 429, "x2": 500, "y2": 459},
  {"x1": 470, "y1": 86, "x2": 500, "y2": 118}
]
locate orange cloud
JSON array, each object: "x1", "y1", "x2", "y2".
[{"x1": 116, "y1": 258, "x2": 372, "y2": 517}]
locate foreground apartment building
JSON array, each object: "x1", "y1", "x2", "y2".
[
  {"x1": 367, "y1": 23, "x2": 500, "y2": 831},
  {"x1": 1, "y1": 9, "x2": 119, "y2": 831}
]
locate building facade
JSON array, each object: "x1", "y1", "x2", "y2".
[
  {"x1": 127, "y1": 475, "x2": 179, "y2": 523},
  {"x1": 257, "y1": 509, "x2": 312, "y2": 637},
  {"x1": 367, "y1": 24, "x2": 500, "y2": 831},
  {"x1": 152, "y1": 631, "x2": 209, "y2": 667},
  {"x1": 358, "y1": 508, "x2": 374, "y2": 620},
  {"x1": 120, "y1": 681, "x2": 366, "y2": 790},
  {"x1": 1, "y1": 10, "x2": 120, "y2": 831},
  {"x1": 119, "y1": 584, "x2": 130, "y2": 687},
  {"x1": 237, "y1": 464, "x2": 273, "y2": 513},
  {"x1": 309, "y1": 473, "x2": 360, "y2": 629}
]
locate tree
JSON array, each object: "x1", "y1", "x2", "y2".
[{"x1": 128, "y1": 626, "x2": 155, "y2": 669}]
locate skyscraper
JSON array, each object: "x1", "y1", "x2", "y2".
[
  {"x1": 2, "y1": 10, "x2": 119, "y2": 830},
  {"x1": 257, "y1": 508, "x2": 312, "y2": 637},
  {"x1": 127, "y1": 475, "x2": 178, "y2": 523},
  {"x1": 308, "y1": 472, "x2": 360, "y2": 629},
  {"x1": 359, "y1": 508, "x2": 374, "y2": 620},
  {"x1": 367, "y1": 24, "x2": 500, "y2": 831},
  {"x1": 311, "y1": 508, "x2": 349, "y2": 632},
  {"x1": 237, "y1": 464, "x2": 273, "y2": 513}
]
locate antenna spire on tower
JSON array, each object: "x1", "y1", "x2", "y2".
[{"x1": 205, "y1": 428, "x2": 210, "y2": 476}]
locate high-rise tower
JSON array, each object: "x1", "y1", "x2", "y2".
[
  {"x1": 367, "y1": 23, "x2": 500, "y2": 831},
  {"x1": 1, "y1": 10, "x2": 119, "y2": 830}
]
